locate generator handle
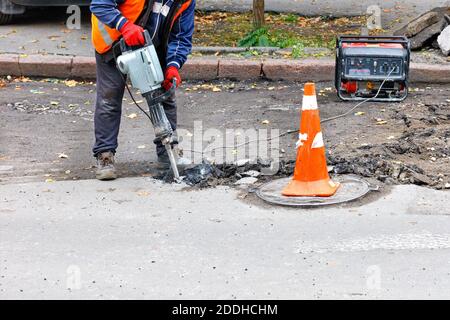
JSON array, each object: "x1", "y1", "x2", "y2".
[{"x1": 336, "y1": 35, "x2": 410, "y2": 48}]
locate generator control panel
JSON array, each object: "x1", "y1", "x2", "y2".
[
  {"x1": 335, "y1": 36, "x2": 411, "y2": 102},
  {"x1": 345, "y1": 57, "x2": 403, "y2": 78}
]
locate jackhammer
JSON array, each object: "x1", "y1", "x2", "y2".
[{"x1": 115, "y1": 31, "x2": 181, "y2": 182}]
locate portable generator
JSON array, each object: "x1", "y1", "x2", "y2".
[{"x1": 335, "y1": 36, "x2": 411, "y2": 102}]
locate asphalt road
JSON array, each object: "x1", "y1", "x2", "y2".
[
  {"x1": 1, "y1": 177, "x2": 449, "y2": 299},
  {"x1": 1, "y1": 78, "x2": 450, "y2": 299}
]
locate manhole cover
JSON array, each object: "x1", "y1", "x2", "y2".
[{"x1": 256, "y1": 175, "x2": 377, "y2": 207}]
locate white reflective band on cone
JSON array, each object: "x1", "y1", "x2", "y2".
[
  {"x1": 302, "y1": 95, "x2": 318, "y2": 111},
  {"x1": 296, "y1": 133, "x2": 308, "y2": 148},
  {"x1": 311, "y1": 132, "x2": 325, "y2": 149}
]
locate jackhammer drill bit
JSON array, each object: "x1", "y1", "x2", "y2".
[
  {"x1": 164, "y1": 143, "x2": 180, "y2": 182},
  {"x1": 145, "y1": 95, "x2": 181, "y2": 182}
]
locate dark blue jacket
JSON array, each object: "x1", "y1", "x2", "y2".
[{"x1": 90, "y1": 0, "x2": 195, "y2": 69}]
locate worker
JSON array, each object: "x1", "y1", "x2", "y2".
[{"x1": 90, "y1": 0, "x2": 195, "y2": 180}]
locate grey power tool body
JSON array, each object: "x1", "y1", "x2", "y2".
[{"x1": 116, "y1": 31, "x2": 180, "y2": 182}]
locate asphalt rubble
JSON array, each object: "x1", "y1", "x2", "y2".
[{"x1": 158, "y1": 143, "x2": 450, "y2": 190}]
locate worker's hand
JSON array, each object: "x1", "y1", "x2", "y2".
[
  {"x1": 119, "y1": 21, "x2": 145, "y2": 47},
  {"x1": 162, "y1": 66, "x2": 182, "y2": 91}
]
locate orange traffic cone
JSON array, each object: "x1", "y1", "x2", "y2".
[{"x1": 282, "y1": 83, "x2": 340, "y2": 197}]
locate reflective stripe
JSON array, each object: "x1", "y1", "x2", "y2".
[
  {"x1": 311, "y1": 132, "x2": 325, "y2": 149},
  {"x1": 161, "y1": 4, "x2": 171, "y2": 16},
  {"x1": 296, "y1": 133, "x2": 308, "y2": 148},
  {"x1": 98, "y1": 22, "x2": 114, "y2": 46},
  {"x1": 154, "y1": 1, "x2": 172, "y2": 15},
  {"x1": 302, "y1": 95, "x2": 318, "y2": 111},
  {"x1": 153, "y1": 2, "x2": 162, "y2": 13}
]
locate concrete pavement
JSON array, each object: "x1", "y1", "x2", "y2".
[{"x1": 0, "y1": 177, "x2": 449, "y2": 299}]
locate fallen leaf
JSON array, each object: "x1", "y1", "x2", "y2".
[
  {"x1": 64, "y1": 80, "x2": 78, "y2": 87},
  {"x1": 127, "y1": 113, "x2": 138, "y2": 119},
  {"x1": 262, "y1": 120, "x2": 270, "y2": 125},
  {"x1": 354, "y1": 112, "x2": 365, "y2": 116},
  {"x1": 58, "y1": 153, "x2": 68, "y2": 159},
  {"x1": 137, "y1": 145, "x2": 146, "y2": 149},
  {"x1": 45, "y1": 178, "x2": 55, "y2": 183},
  {"x1": 136, "y1": 190, "x2": 150, "y2": 196}
]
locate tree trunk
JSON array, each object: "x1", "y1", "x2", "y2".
[{"x1": 253, "y1": 0, "x2": 265, "y2": 29}]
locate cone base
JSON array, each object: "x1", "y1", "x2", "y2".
[{"x1": 282, "y1": 178, "x2": 340, "y2": 197}]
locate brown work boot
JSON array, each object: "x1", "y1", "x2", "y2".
[{"x1": 96, "y1": 151, "x2": 117, "y2": 181}]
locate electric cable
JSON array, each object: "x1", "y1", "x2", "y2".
[
  {"x1": 112, "y1": 47, "x2": 154, "y2": 123},
  {"x1": 320, "y1": 67, "x2": 396, "y2": 123},
  {"x1": 188, "y1": 68, "x2": 398, "y2": 155},
  {"x1": 122, "y1": 59, "x2": 396, "y2": 156}
]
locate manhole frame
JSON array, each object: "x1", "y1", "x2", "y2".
[{"x1": 255, "y1": 175, "x2": 378, "y2": 207}]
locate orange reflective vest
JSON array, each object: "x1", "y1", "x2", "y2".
[{"x1": 92, "y1": 0, "x2": 146, "y2": 54}]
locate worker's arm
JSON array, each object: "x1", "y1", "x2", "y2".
[
  {"x1": 165, "y1": 0, "x2": 196, "y2": 69},
  {"x1": 90, "y1": 0, "x2": 128, "y2": 30}
]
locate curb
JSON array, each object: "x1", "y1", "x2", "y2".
[{"x1": 1, "y1": 53, "x2": 450, "y2": 84}]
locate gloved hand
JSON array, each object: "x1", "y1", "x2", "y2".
[
  {"x1": 119, "y1": 21, "x2": 145, "y2": 47},
  {"x1": 162, "y1": 66, "x2": 182, "y2": 91}
]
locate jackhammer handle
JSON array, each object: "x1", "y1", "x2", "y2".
[
  {"x1": 144, "y1": 78, "x2": 177, "y2": 106},
  {"x1": 119, "y1": 30, "x2": 153, "y2": 53}
]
